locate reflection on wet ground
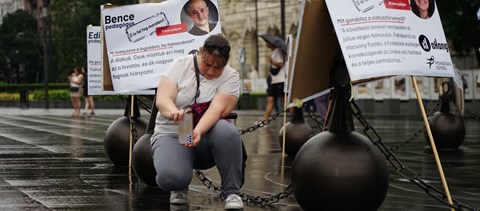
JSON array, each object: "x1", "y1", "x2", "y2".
[{"x1": 0, "y1": 110, "x2": 479, "y2": 210}]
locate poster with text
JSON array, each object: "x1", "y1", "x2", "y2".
[
  {"x1": 372, "y1": 78, "x2": 392, "y2": 100},
  {"x1": 354, "y1": 82, "x2": 373, "y2": 99},
  {"x1": 392, "y1": 76, "x2": 410, "y2": 100},
  {"x1": 101, "y1": 0, "x2": 221, "y2": 93},
  {"x1": 87, "y1": 25, "x2": 154, "y2": 95},
  {"x1": 87, "y1": 26, "x2": 115, "y2": 95},
  {"x1": 325, "y1": 0, "x2": 454, "y2": 82},
  {"x1": 409, "y1": 76, "x2": 430, "y2": 100}
]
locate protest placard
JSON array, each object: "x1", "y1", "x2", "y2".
[
  {"x1": 325, "y1": 0, "x2": 454, "y2": 82},
  {"x1": 101, "y1": 0, "x2": 221, "y2": 93},
  {"x1": 87, "y1": 25, "x2": 115, "y2": 95}
]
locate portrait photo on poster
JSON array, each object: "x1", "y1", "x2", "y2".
[
  {"x1": 181, "y1": 0, "x2": 219, "y2": 36},
  {"x1": 410, "y1": 0, "x2": 435, "y2": 19}
]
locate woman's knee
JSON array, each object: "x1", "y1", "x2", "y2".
[
  {"x1": 213, "y1": 120, "x2": 239, "y2": 139},
  {"x1": 155, "y1": 168, "x2": 192, "y2": 191}
]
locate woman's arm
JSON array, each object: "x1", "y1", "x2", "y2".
[
  {"x1": 191, "y1": 93, "x2": 238, "y2": 145},
  {"x1": 269, "y1": 57, "x2": 284, "y2": 68},
  {"x1": 76, "y1": 74, "x2": 84, "y2": 85},
  {"x1": 70, "y1": 74, "x2": 84, "y2": 85},
  {"x1": 156, "y1": 76, "x2": 184, "y2": 122}
]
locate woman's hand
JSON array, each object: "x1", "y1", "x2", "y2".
[
  {"x1": 184, "y1": 128, "x2": 202, "y2": 148},
  {"x1": 168, "y1": 108, "x2": 191, "y2": 123}
]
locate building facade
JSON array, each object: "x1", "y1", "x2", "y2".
[{"x1": 0, "y1": 0, "x2": 24, "y2": 25}]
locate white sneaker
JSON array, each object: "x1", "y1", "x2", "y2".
[
  {"x1": 225, "y1": 194, "x2": 244, "y2": 209},
  {"x1": 170, "y1": 189, "x2": 188, "y2": 205}
]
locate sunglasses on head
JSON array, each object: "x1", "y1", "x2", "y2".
[{"x1": 204, "y1": 40, "x2": 231, "y2": 55}]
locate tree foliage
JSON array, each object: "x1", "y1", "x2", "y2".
[
  {"x1": 437, "y1": 0, "x2": 480, "y2": 67},
  {"x1": 50, "y1": 0, "x2": 137, "y2": 82},
  {"x1": 0, "y1": 10, "x2": 43, "y2": 83}
]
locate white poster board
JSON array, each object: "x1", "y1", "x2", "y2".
[
  {"x1": 86, "y1": 25, "x2": 115, "y2": 95},
  {"x1": 325, "y1": 0, "x2": 454, "y2": 82},
  {"x1": 101, "y1": 1, "x2": 221, "y2": 93}
]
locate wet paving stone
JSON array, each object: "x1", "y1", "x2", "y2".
[{"x1": 0, "y1": 111, "x2": 478, "y2": 210}]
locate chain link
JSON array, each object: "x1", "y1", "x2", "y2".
[
  {"x1": 464, "y1": 109, "x2": 480, "y2": 120},
  {"x1": 129, "y1": 114, "x2": 139, "y2": 144},
  {"x1": 195, "y1": 108, "x2": 294, "y2": 205},
  {"x1": 389, "y1": 99, "x2": 442, "y2": 152},
  {"x1": 238, "y1": 109, "x2": 286, "y2": 135},
  {"x1": 194, "y1": 170, "x2": 293, "y2": 205},
  {"x1": 136, "y1": 97, "x2": 152, "y2": 114},
  {"x1": 350, "y1": 100, "x2": 478, "y2": 211},
  {"x1": 138, "y1": 95, "x2": 478, "y2": 209},
  {"x1": 303, "y1": 104, "x2": 325, "y2": 131},
  {"x1": 452, "y1": 101, "x2": 480, "y2": 121}
]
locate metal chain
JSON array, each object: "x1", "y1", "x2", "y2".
[
  {"x1": 129, "y1": 114, "x2": 139, "y2": 144},
  {"x1": 136, "y1": 97, "x2": 152, "y2": 114},
  {"x1": 452, "y1": 101, "x2": 480, "y2": 121},
  {"x1": 350, "y1": 100, "x2": 478, "y2": 211},
  {"x1": 389, "y1": 99, "x2": 442, "y2": 152},
  {"x1": 238, "y1": 109, "x2": 287, "y2": 135},
  {"x1": 464, "y1": 109, "x2": 480, "y2": 120},
  {"x1": 194, "y1": 108, "x2": 294, "y2": 205},
  {"x1": 194, "y1": 170, "x2": 293, "y2": 205},
  {"x1": 192, "y1": 99, "x2": 478, "y2": 209},
  {"x1": 302, "y1": 104, "x2": 325, "y2": 131}
]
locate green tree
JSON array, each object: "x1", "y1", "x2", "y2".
[
  {"x1": 0, "y1": 10, "x2": 43, "y2": 83},
  {"x1": 437, "y1": 0, "x2": 480, "y2": 67},
  {"x1": 50, "y1": 0, "x2": 137, "y2": 82}
]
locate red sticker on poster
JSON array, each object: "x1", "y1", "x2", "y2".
[
  {"x1": 156, "y1": 24, "x2": 187, "y2": 36},
  {"x1": 384, "y1": 0, "x2": 411, "y2": 10}
]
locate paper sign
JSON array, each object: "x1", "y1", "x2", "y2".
[
  {"x1": 101, "y1": 1, "x2": 221, "y2": 93},
  {"x1": 325, "y1": 0, "x2": 454, "y2": 82},
  {"x1": 87, "y1": 26, "x2": 115, "y2": 95}
]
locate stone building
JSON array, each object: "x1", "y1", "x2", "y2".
[
  {"x1": 0, "y1": 0, "x2": 24, "y2": 25},
  {"x1": 216, "y1": 1, "x2": 302, "y2": 82}
]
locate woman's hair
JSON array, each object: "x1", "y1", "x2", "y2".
[
  {"x1": 201, "y1": 33, "x2": 231, "y2": 67},
  {"x1": 410, "y1": 0, "x2": 435, "y2": 19}
]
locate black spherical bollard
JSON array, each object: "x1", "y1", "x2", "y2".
[
  {"x1": 132, "y1": 133, "x2": 158, "y2": 187},
  {"x1": 426, "y1": 111, "x2": 465, "y2": 150},
  {"x1": 278, "y1": 107, "x2": 314, "y2": 157},
  {"x1": 104, "y1": 116, "x2": 148, "y2": 166},
  {"x1": 292, "y1": 131, "x2": 389, "y2": 211}
]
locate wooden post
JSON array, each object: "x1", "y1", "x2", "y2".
[
  {"x1": 411, "y1": 76, "x2": 454, "y2": 210},
  {"x1": 128, "y1": 95, "x2": 134, "y2": 184},
  {"x1": 280, "y1": 92, "x2": 288, "y2": 188}
]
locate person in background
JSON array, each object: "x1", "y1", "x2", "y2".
[
  {"x1": 68, "y1": 67, "x2": 83, "y2": 117},
  {"x1": 185, "y1": 0, "x2": 216, "y2": 36},
  {"x1": 258, "y1": 36, "x2": 286, "y2": 125},
  {"x1": 82, "y1": 66, "x2": 95, "y2": 115},
  {"x1": 150, "y1": 34, "x2": 244, "y2": 209}
]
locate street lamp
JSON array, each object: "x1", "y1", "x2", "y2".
[{"x1": 42, "y1": 0, "x2": 49, "y2": 109}]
